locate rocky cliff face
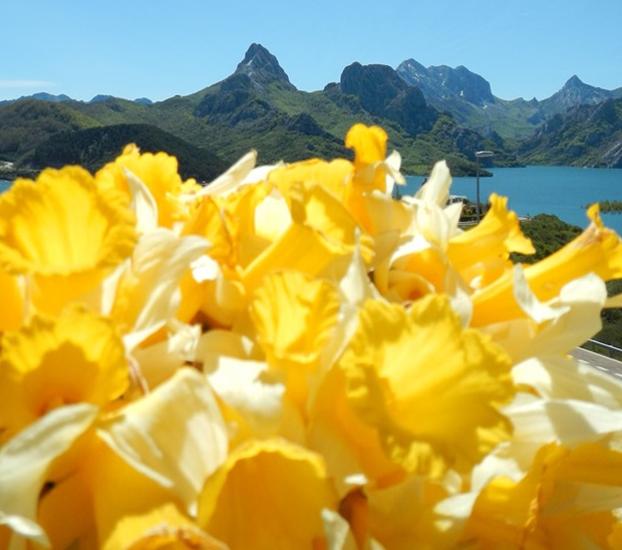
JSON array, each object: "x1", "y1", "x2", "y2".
[
  {"x1": 397, "y1": 59, "x2": 494, "y2": 106},
  {"x1": 340, "y1": 62, "x2": 438, "y2": 136}
]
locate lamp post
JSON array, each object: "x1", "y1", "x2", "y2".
[{"x1": 475, "y1": 150, "x2": 494, "y2": 222}]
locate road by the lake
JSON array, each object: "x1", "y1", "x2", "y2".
[{"x1": 572, "y1": 348, "x2": 622, "y2": 379}]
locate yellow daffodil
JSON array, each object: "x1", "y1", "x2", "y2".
[
  {"x1": 338, "y1": 477, "x2": 459, "y2": 550},
  {"x1": 268, "y1": 158, "x2": 353, "y2": 202},
  {"x1": 345, "y1": 123, "x2": 389, "y2": 193},
  {"x1": 110, "y1": 229, "x2": 208, "y2": 349},
  {"x1": 198, "y1": 438, "x2": 337, "y2": 550},
  {"x1": 102, "y1": 503, "x2": 226, "y2": 550},
  {"x1": 464, "y1": 442, "x2": 622, "y2": 549},
  {"x1": 2, "y1": 121, "x2": 622, "y2": 548},
  {"x1": 0, "y1": 270, "x2": 23, "y2": 331},
  {"x1": 448, "y1": 194, "x2": 534, "y2": 289},
  {"x1": 0, "y1": 306, "x2": 129, "y2": 439},
  {"x1": 96, "y1": 144, "x2": 201, "y2": 228},
  {"x1": 472, "y1": 204, "x2": 622, "y2": 326},
  {"x1": 338, "y1": 295, "x2": 514, "y2": 477},
  {"x1": 0, "y1": 166, "x2": 136, "y2": 315},
  {"x1": 97, "y1": 368, "x2": 228, "y2": 515},
  {"x1": 0, "y1": 403, "x2": 98, "y2": 548},
  {"x1": 250, "y1": 270, "x2": 342, "y2": 405}
]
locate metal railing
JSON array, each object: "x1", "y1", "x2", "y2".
[{"x1": 581, "y1": 339, "x2": 622, "y2": 361}]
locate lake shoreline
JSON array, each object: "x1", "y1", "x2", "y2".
[{"x1": 405, "y1": 165, "x2": 622, "y2": 234}]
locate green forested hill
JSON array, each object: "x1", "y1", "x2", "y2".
[
  {"x1": 0, "y1": 100, "x2": 100, "y2": 161},
  {"x1": 30, "y1": 124, "x2": 227, "y2": 181}
]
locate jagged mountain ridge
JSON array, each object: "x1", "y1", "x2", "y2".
[
  {"x1": 519, "y1": 97, "x2": 622, "y2": 168},
  {"x1": 0, "y1": 43, "x2": 511, "y2": 177},
  {"x1": 2, "y1": 45, "x2": 620, "y2": 148},
  {"x1": 397, "y1": 59, "x2": 494, "y2": 107},
  {"x1": 396, "y1": 59, "x2": 622, "y2": 141}
]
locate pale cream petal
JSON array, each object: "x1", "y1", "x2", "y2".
[
  {"x1": 132, "y1": 321, "x2": 202, "y2": 389},
  {"x1": 531, "y1": 273, "x2": 606, "y2": 355},
  {"x1": 470, "y1": 447, "x2": 524, "y2": 492},
  {"x1": 78, "y1": 260, "x2": 129, "y2": 317},
  {"x1": 434, "y1": 492, "x2": 479, "y2": 521},
  {"x1": 0, "y1": 404, "x2": 98, "y2": 547},
  {"x1": 124, "y1": 169, "x2": 159, "y2": 234},
  {"x1": 488, "y1": 273, "x2": 607, "y2": 363},
  {"x1": 197, "y1": 329, "x2": 258, "y2": 373},
  {"x1": 416, "y1": 202, "x2": 455, "y2": 249},
  {"x1": 321, "y1": 509, "x2": 358, "y2": 550},
  {"x1": 254, "y1": 189, "x2": 292, "y2": 242},
  {"x1": 513, "y1": 265, "x2": 569, "y2": 323},
  {"x1": 513, "y1": 355, "x2": 622, "y2": 410},
  {"x1": 97, "y1": 368, "x2": 228, "y2": 516},
  {"x1": 241, "y1": 162, "x2": 280, "y2": 184},
  {"x1": 546, "y1": 483, "x2": 622, "y2": 515},
  {"x1": 197, "y1": 150, "x2": 257, "y2": 198},
  {"x1": 190, "y1": 255, "x2": 220, "y2": 283},
  {"x1": 319, "y1": 239, "x2": 381, "y2": 381},
  {"x1": 384, "y1": 150, "x2": 405, "y2": 193},
  {"x1": 206, "y1": 356, "x2": 285, "y2": 436},
  {"x1": 506, "y1": 398, "x2": 622, "y2": 447},
  {"x1": 113, "y1": 229, "x2": 208, "y2": 349},
  {"x1": 442, "y1": 202, "x2": 463, "y2": 237},
  {"x1": 415, "y1": 160, "x2": 451, "y2": 207}
]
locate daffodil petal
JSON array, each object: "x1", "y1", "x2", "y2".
[
  {"x1": 321, "y1": 509, "x2": 358, "y2": 550},
  {"x1": 415, "y1": 160, "x2": 451, "y2": 207},
  {"x1": 102, "y1": 503, "x2": 226, "y2": 550},
  {"x1": 198, "y1": 438, "x2": 337, "y2": 549},
  {"x1": 0, "y1": 404, "x2": 97, "y2": 546},
  {"x1": 206, "y1": 356, "x2": 285, "y2": 436},
  {"x1": 513, "y1": 355, "x2": 622, "y2": 410},
  {"x1": 200, "y1": 150, "x2": 257, "y2": 198},
  {"x1": 113, "y1": 229, "x2": 208, "y2": 349},
  {"x1": 339, "y1": 295, "x2": 513, "y2": 476},
  {"x1": 98, "y1": 368, "x2": 228, "y2": 516},
  {"x1": 505, "y1": 398, "x2": 622, "y2": 448},
  {"x1": 124, "y1": 168, "x2": 159, "y2": 234}
]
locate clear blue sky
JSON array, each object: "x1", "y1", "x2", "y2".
[{"x1": 2, "y1": 0, "x2": 621, "y2": 102}]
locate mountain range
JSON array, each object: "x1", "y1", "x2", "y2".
[
  {"x1": 1, "y1": 43, "x2": 620, "y2": 179},
  {"x1": 397, "y1": 61, "x2": 622, "y2": 142}
]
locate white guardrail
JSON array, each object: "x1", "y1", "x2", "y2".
[{"x1": 582, "y1": 339, "x2": 622, "y2": 358}]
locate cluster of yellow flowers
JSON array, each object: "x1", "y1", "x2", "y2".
[{"x1": 1, "y1": 124, "x2": 622, "y2": 549}]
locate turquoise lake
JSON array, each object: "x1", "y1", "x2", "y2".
[
  {"x1": 2, "y1": 165, "x2": 622, "y2": 233},
  {"x1": 405, "y1": 165, "x2": 622, "y2": 234}
]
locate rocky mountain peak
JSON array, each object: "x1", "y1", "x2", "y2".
[
  {"x1": 397, "y1": 58, "x2": 428, "y2": 78},
  {"x1": 396, "y1": 59, "x2": 494, "y2": 106},
  {"x1": 564, "y1": 75, "x2": 585, "y2": 88},
  {"x1": 540, "y1": 74, "x2": 613, "y2": 117},
  {"x1": 235, "y1": 43, "x2": 295, "y2": 89}
]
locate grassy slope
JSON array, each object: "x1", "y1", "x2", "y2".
[{"x1": 424, "y1": 94, "x2": 541, "y2": 143}]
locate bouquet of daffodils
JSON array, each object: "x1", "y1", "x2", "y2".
[{"x1": 1, "y1": 124, "x2": 622, "y2": 550}]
